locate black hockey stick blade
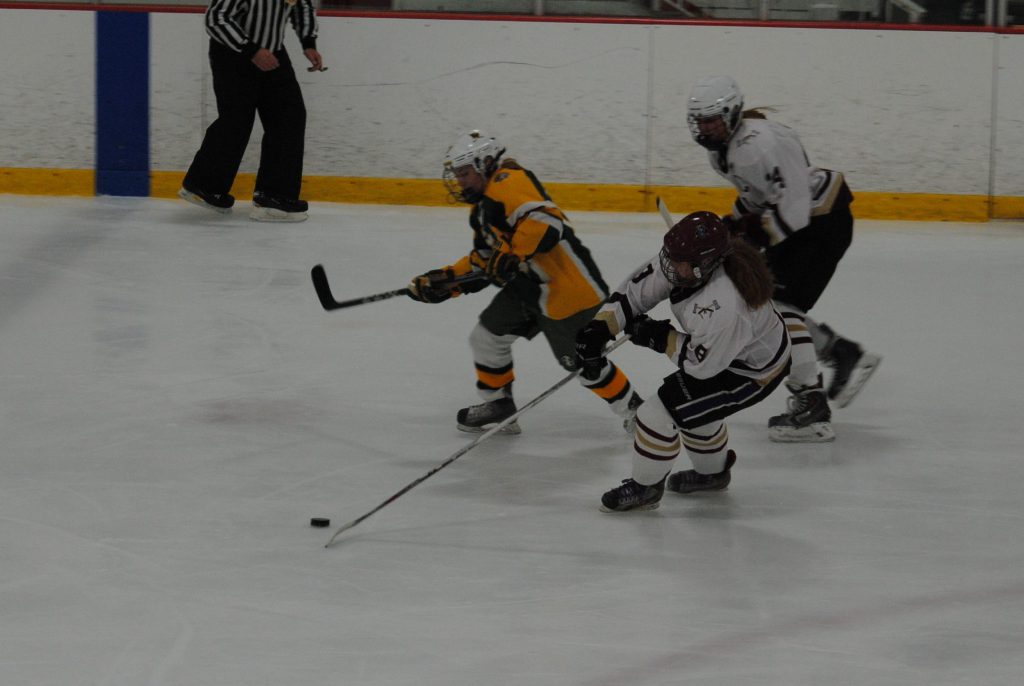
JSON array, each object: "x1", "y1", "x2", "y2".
[
  {"x1": 311, "y1": 264, "x2": 490, "y2": 312},
  {"x1": 310, "y1": 264, "x2": 410, "y2": 311}
]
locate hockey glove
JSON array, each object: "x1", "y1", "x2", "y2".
[
  {"x1": 574, "y1": 319, "x2": 613, "y2": 381},
  {"x1": 457, "y1": 276, "x2": 490, "y2": 294},
  {"x1": 723, "y1": 213, "x2": 771, "y2": 249},
  {"x1": 407, "y1": 268, "x2": 457, "y2": 303},
  {"x1": 627, "y1": 315, "x2": 675, "y2": 354},
  {"x1": 483, "y1": 250, "x2": 521, "y2": 286}
]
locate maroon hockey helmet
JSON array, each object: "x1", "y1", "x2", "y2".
[{"x1": 659, "y1": 211, "x2": 732, "y2": 286}]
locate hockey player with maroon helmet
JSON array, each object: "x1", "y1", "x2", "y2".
[{"x1": 576, "y1": 211, "x2": 792, "y2": 512}]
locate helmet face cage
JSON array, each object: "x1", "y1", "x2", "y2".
[
  {"x1": 442, "y1": 130, "x2": 506, "y2": 203},
  {"x1": 687, "y1": 76, "x2": 744, "y2": 151},
  {"x1": 659, "y1": 211, "x2": 731, "y2": 287}
]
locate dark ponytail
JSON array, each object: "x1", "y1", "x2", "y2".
[{"x1": 723, "y1": 239, "x2": 774, "y2": 308}]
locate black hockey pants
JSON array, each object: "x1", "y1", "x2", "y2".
[{"x1": 764, "y1": 201, "x2": 854, "y2": 313}]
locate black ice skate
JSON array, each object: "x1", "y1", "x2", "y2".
[
  {"x1": 250, "y1": 192, "x2": 309, "y2": 223},
  {"x1": 456, "y1": 397, "x2": 521, "y2": 435},
  {"x1": 768, "y1": 379, "x2": 835, "y2": 443},
  {"x1": 178, "y1": 185, "x2": 234, "y2": 213},
  {"x1": 600, "y1": 477, "x2": 666, "y2": 513},
  {"x1": 826, "y1": 337, "x2": 881, "y2": 409},
  {"x1": 621, "y1": 392, "x2": 644, "y2": 435},
  {"x1": 667, "y1": 450, "x2": 737, "y2": 494}
]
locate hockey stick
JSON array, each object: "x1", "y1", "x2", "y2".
[
  {"x1": 656, "y1": 196, "x2": 674, "y2": 229},
  {"x1": 324, "y1": 335, "x2": 630, "y2": 548},
  {"x1": 310, "y1": 264, "x2": 487, "y2": 311}
]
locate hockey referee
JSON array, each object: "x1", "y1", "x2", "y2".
[{"x1": 180, "y1": 0, "x2": 324, "y2": 222}]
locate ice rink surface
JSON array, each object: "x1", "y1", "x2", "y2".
[{"x1": 2, "y1": 195, "x2": 1023, "y2": 686}]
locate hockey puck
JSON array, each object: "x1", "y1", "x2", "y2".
[{"x1": 310, "y1": 517, "x2": 330, "y2": 528}]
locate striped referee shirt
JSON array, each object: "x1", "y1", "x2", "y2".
[{"x1": 205, "y1": 0, "x2": 318, "y2": 59}]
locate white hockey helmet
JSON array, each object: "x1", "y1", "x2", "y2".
[
  {"x1": 442, "y1": 130, "x2": 506, "y2": 203},
  {"x1": 687, "y1": 76, "x2": 745, "y2": 151}
]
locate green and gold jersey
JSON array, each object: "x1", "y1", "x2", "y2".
[{"x1": 448, "y1": 163, "x2": 608, "y2": 320}]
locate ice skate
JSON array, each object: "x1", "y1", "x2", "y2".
[
  {"x1": 768, "y1": 380, "x2": 835, "y2": 443},
  {"x1": 599, "y1": 477, "x2": 665, "y2": 513},
  {"x1": 826, "y1": 337, "x2": 881, "y2": 408},
  {"x1": 178, "y1": 185, "x2": 234, "y2": 214},
  {"x1": 250, "y1": 192, "x2": 308, "y2": 223},
  {"x1": 667, "y1": 450, "x2": 736, "y2": 494},
  {"x1": 456, "y1": 397, "x2": 520, "y2": 435}
]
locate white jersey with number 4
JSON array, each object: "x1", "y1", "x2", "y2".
[
  {"x1": 600, "y1": 257, "x2": 790, "y2": 383},
  {"x1": 709, "y1": 118, "x2": 848, "y2": 246}
]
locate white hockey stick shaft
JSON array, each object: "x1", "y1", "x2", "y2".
[
  {"x1": 324, "y1": 335, "x2": 630, "y2": 548},
  {"x1": 656, "y1": 196, "x2": 674, "y2": 229}
]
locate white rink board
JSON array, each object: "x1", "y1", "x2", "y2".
[
  {"x1": 0, "y1": 9, "x2": 95, "y2": 169},
  {"x1": 993, "y1": 33, "x2": 1024, "y2": 198},
  {"x1": 2, "y1": 8, "x2": 1023, "y2": 198},
  {"x1": 647, "y1": 26, "x2": 997, "y2": 195},
  {"x1": 147, "y1": 15, "x2": 1021, "y2": 195}
]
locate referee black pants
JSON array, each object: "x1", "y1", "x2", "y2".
[{"x1": 184, "y1": 40, "x2": 307, "y2": 201}]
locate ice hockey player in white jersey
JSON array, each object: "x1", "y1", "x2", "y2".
[
  {"x1": 686, "y1": 75, "x2": 881, "y2": 443},
  {"x1": 575, "y1": 211, "x2": 791, "y2": 512}
]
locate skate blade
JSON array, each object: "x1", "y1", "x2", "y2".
[
  {"x1": 249, "y1": 206, "x2": 308, "y2": 223},
  {"x1": 599, "y1": 500, "x2": 661, "y2": 514},
  {"x1": 667, "y1": 484, "x2": 729, "y2": 495},
  {"x1": 178, "y1": 188, "x2": 232, "y2": 214},
  {"x1": 457, "y1": 420, "x2": 521, "y2": 435},
  {"x1": 768, "y1": 422, "x2": 836, "y2": 443},
  {"x1": 831, "y1": 353, "x2": 882, "y2": 408}
]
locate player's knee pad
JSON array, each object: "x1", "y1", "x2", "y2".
[{"x1": 469, "y1": 322, "x2": 517, "y2": 365}]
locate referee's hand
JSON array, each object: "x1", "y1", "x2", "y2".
[
  {"x1": 251, "y1": 48, "x2": 279, "y2": 72},
  {"x1": 304, "y1": 48, "x2": 325, "y2": 72}
]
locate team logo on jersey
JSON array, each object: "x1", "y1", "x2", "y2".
[
  {"x1": 737, "y1": 130, "x2": 759, "y2": 146},
  {"x1": 495, "y1": 172, "x2": 509, "y2": 182},
  {"x1": 693, "y1": 300, "x2": 721, "y2": 319}
]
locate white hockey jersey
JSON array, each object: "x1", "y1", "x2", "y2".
[
  {"x1": 599, "y1": 257, "x2": 790, "y2": 383},
  {"x1": 709, "y1": 118, "x2": 849, "y2": 246}
]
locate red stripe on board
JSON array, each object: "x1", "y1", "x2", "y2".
[{"x1": 1, "y1": 3, "x2": 1021, "y2": 33}]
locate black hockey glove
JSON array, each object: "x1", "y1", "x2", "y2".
[
  {"x1": 626, "y1": 315, "x2": 674, "y2": 354},
  {"x1": 723, "y1": 213, "x2": 771, "y2": 249},
  {"x1": 407, "y1": 268, "x2": 456, "y2": 303},
  {"x1": 574, "y1": 319, "x2": 613, "y2": 381},
  {"x1": 457, "y1": 276, "x2": 490, "y2": 295},
  {"x1": 483, "y1": 250, "x2": 521, "y2": 286}
]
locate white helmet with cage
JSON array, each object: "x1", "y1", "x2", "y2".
[
  {"x1": 687, "y1": 76, "x2": 745, "y2": 151},
  {"x1": 442, "y1": 130, "x2": 506, "y2": 203},
  {"x1": 444, "y1": 130, "x2": 505, "y2": 175}
]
